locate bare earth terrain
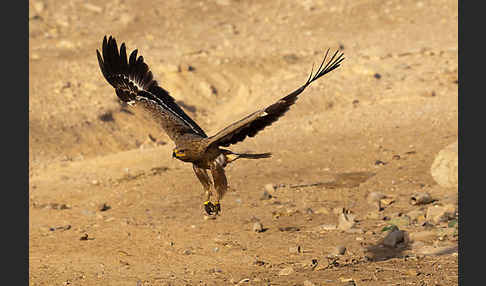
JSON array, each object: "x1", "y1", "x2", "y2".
[{"x1": 29, "y1": 0, "x2": 458, "y2": 285}]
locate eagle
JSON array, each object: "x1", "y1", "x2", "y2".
[{"x1": 96, "y1": 35, "x2": 344, "y2": 215}]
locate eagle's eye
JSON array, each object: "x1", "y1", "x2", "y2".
[{"x1": 173, "y1": 149, "x2": 186, "y2": 158}]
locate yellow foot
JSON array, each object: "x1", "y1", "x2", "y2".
[{"x1": 204, "y1": 201, "x2": 221, "y2": 215}]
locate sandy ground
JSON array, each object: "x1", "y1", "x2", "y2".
[{"x1": 29, "y1": 0, "x2": 458, "y2": 285}]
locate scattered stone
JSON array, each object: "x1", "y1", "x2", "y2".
[
  {"x1": 303, "y1": 280, "x2": 317, "y2": 286},
  {"x1": 199, "y1": 81, "x2": 217, "y2": 97},
  {"x1": 264, "y1": 183, "x2": 276, "y2": 192},
  {"x1": 331, "y1": 245, "x2": 346, "y2": 256},
  {"x1": 383, "y1": 228, "x2": 407, "y2": 248},
  {"x1": 375, "y1": 159, "x2": 386, "y2": 165},
  {"x1": 389, "y1": 214, "x2": 411, "y2": 227},
  {"x1": 374, "y1": 73, "x2": 382, "y2": 79},
  {"x1": 253, "y1": 222, "x2": 264, "y2": 233},
  {"x1": 410, "y1": 192, "x2": 433, "y2": 205},
  {"x1": 407, "y1": 209, "x2": 426, "y2": 224},
  {"x1": 182, "y1": 249, "x2": 193, "y2": 255},
  {"x1": 260, "y1": 190, "x2": 272, "y2": 200},
  {"x1": 430, "y1": 140, "x2": 458, "y2": 188},
  {"x1": 314, "y1": 206, "x2": 330, "y2": 215},
  {"x1": 289, "y1": 246, "x2": 302, "y2": 254},
  {"x1": 380, "y1": 198, "x2": 395, "y2": 207},
  {"x1": 178, "y1": 63, "x2": 196, "y2": 72},
  {"x1": 426, "y1": 204, "x2": 456, "y2": 224},
  {"x1": 278, "y1": 266, "x2": 294, "y2": 276},
  {"x1": 314, "y1": 224, "x2": 337, "y2": 231},
  {"x1": 237, "y1": 278, "x2": 250, "y2": 284},
  {"x1": 338, "y1": 209, "x2": 356, "y2": 231},
  {"x1": 367, "y1": 192, "x2": 386, "y2": 211},
  {"x1": 278, "y1": 226, "x2": 300, "y2": 232},
  {"x1": 392, "y1": 154, "x2": 401, "y2": 160}
]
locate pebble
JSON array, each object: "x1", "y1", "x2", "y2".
[
  {"x1": 182, "y1": 249, "x2": 192, "y2": 255},
  {"x1": 383, "y1": 229, "x2": 408, "y2": 248},
  {"x1": 410, "y1": 192, "x2": 433, "y2": 205},
  {"x1": 338, "y1": 210, "x2": 356, "y2": 231},
  {"x1": 289, "y1": 245, "x2": 302, "y2": 254},
  {"x1": 331, "y1": 245, "x2": 346, "y2": 255},
  {"x1": 314, "y1": 206, "x2": 330, "y2": 214},
  {"x1": 314, "y1": 224, "x2": 337, "y2": 231},
  {"x1": 426, "y1": 204, "x2": 456, "y2": 224},
  {"x1": 260, "y1": 190, "x2": 272, "y2": 200},
  {"x1": 303, "y1": 280, "x2": 317, "y2": 286},
  {"x1": 389, "y1": 214, "x2": 411, "y2": 227},
  {"x1": 253, "y1": 222, "x2": 264, "y2": 233},
  {"x1": 264, "y1": 183, "x2": 276, "y2": 192},
  {"x1": 278, "y1": 266, "x2": 294, "y2": 276},
  {"x1": 367, "y1": 192, "x2": 386, "y2": 210},
  {"x1": 430, "y1": 140, "x2": 458, "y2": 188}
]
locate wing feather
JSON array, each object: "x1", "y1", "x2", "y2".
[
  {"x1": 96, "y1": 35, "x2": 207, "y2": 143},
  {"x1": 206, "y1": 49, "x2": 344, "y2": 148}
]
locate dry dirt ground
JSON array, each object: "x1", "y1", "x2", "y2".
[{"x1": 29, "y1": 0, "x2": 458, "y2": 285}]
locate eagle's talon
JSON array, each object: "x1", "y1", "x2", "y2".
[
  {"x1": 204, "y1": 201, "x2": 215, "y2": 215},
  {"x1": 213, "y1": 202, "x2": 221, "y2": 215}
]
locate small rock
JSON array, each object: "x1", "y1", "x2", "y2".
[
  {"x1": 314, "y1": 224, "x2": 337, "y2": 231},
  {"x1": 430, "y1": 140, "x2": 458, "y2": 188},
  {"x1": 303, "y1": 280, "x2": 317, "y2": 286},
  {"x1": 407, "y1": 209, "x2": 426, "y2": 224},
  {"x1": 338, "y1": 209, "x2": 356, "y2": 231},
  {"x1": 260, "y1": 190, "x2": 272, "y2": 200},
  {"x1": 410, "y1": 192, "x2": 433, "y2": 205},
  {"x1": 178, "y1": 63, "x2": 196, "y2": 72},
  {"x1": 199, "y1": 81, "x2": 217, "y2": 97},
  {"x1": 99, "y1": 203, "x2": 111, "y2": 212},
  {"x1": 331, "y1": 245, "x2": 346, "y2": 255},
  {"x1": 367, "y1": 192, "x2": 386, "y2": 210},
  {"x1": 237, "y1": 278, "x2": 250, "y2": 284},
  {"x1": 253, "y1": 222, "x2": 264, "y2": 233},
  {"x1": 389, "y1": 214, "x2": 411, "y2": 227},
  {"x1": 182, "y1": 249, "x2": 193, "y2": 255},
  {"x1": 278, "y1": 266, "x2": 294, "y2": 276},
  {"x1": 426, "y1": 204, "x2": 456, "y2": 224},
  {"x1": 314, "y1": 206, "x2": 330, "y2": 214},
  {"x1": 264, "y1": 183, "x2": 276, "y2": 192},
  {"x1": 278, "y1": 226, "x2": 300, "y2": 232},
  {"x1": 289, "y1": 246, "x2": 301, "y2": 254},
  {"x1": 383, "y1": 229, "x2": 407, "y2": 248}
]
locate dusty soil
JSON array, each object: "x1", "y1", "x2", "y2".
[{"x1": 29, "y1": 0, "x2": 458, "y2": 285}]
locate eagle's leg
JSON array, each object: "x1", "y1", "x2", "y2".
[
  {"x1": 210, "y1": 161, "x2": 228, "y2": 215},
  {"x1": 193, "y1": 164, "x2": 214, "y2": 215}
]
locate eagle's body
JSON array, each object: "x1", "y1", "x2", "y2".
[{"x1": 97, "y1": 36, "x2": 344, "y2": 215}]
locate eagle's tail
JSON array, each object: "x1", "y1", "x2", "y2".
[{"x1": 236, "y1": 153, "x2": 272, "y2": 159}]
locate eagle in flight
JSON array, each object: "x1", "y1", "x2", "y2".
[{"x1": 97, "y1": 35, "x2": 344, "y2": 215}]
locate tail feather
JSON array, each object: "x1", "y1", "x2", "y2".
[{"x1": 237, "y1": 152, "x2": 272, "y2": 159}]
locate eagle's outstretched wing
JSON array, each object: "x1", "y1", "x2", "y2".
[
  {"x1": 96, "y1": 35, "x2": 207, "y2": 143},
  {"x1": 206, "y1": 49, "x2": 344, "y2": 148}
]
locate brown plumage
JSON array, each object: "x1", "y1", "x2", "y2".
[{"x1": 97, "y1": 35, "x2": 344, "y2": 215}]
